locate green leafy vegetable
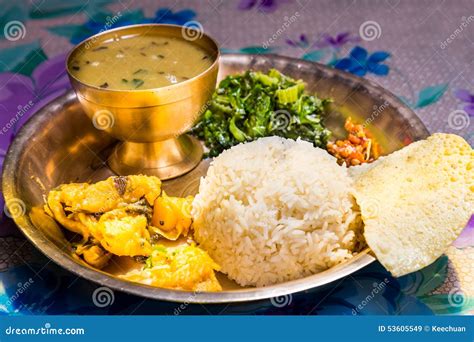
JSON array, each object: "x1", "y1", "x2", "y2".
[
  {"x1": 133, "y1": 68, "x2": 148, "y2": 75},
  {"x1": 192, "y1": 69, "x2": 332, "y2": 157},
  {"x1": 132, "y1": 78, "x2": 144, "y2": 88},
  {"x1": 145, "y1": 256, "x2": 153, "y2": 269}
]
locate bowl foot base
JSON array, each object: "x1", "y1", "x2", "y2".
[{"x1": 108, "y1": 135, "x2": 203, "y2": 180}]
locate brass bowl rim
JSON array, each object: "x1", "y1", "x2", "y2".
[
  {"x1": 65, "y1": 23, "x2": 220, "y2": 94},
  {"x1": 3, "y1": 54, "x2": 430, "y2": 304}
]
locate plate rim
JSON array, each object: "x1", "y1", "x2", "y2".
[{"x1": 2, "y1": 53, "x2": 429, "y2": 303}]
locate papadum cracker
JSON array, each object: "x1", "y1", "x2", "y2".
[{"x1": 354, "y1": 133, "x2": 473, "y2": 276}]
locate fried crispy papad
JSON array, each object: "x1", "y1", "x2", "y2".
[{"x1": 353, "y1": 133, "x2": 473, "y2": 277}]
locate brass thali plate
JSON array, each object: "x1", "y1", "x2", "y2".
[{"x1": 2, "y1": 54, "x2": 429, "y2": 303}]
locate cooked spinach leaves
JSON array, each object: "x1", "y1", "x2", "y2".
[{"x1": 192, "y1": 69, "x2": 331, "y2": 157}]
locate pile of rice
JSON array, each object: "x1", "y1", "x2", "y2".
[{"x1": 193, "y1": 137, "x2": 362, "y2": 287}]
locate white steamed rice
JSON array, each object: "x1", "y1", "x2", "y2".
[{"x1": 192, "y1": 137, "x2": 362, "y2": 287}]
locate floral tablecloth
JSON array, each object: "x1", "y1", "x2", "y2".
[{"x1": 0, "y1": 0, "x2": 472, "y2": 315}]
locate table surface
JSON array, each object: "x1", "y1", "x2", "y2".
[{"x1": 0, "y1": 0, "x2": 472, "y2": 315}]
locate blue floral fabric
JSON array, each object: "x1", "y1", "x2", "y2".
[{"x1": 334, "y1": 47, "x2": 390, "y2": 77}]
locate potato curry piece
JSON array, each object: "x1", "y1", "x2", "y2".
[
  {"x1": 45, "y1": 175, "x2": 161, "y2": 238},
  {"x1": 327, "y1": 117, "x2": 381, "y2": 166},
  {"x1": 150, "y1": 192, "x2": 193, "y2": 241},
  {"x1": 44, "y1": 176, "x2": 191, "y2": 258},
  {"x1": 78, "y1": 208, "x2": 152, "y2": 257},
  {"x1": 75, "y1": 243, "x2": 112, "y2": 269},
  {"x1": 44, "y1": 175, "x2": 221, "y2": 292},
  {"x1": 121, "y1": 244, "x2": 222, "y2": 292}
]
